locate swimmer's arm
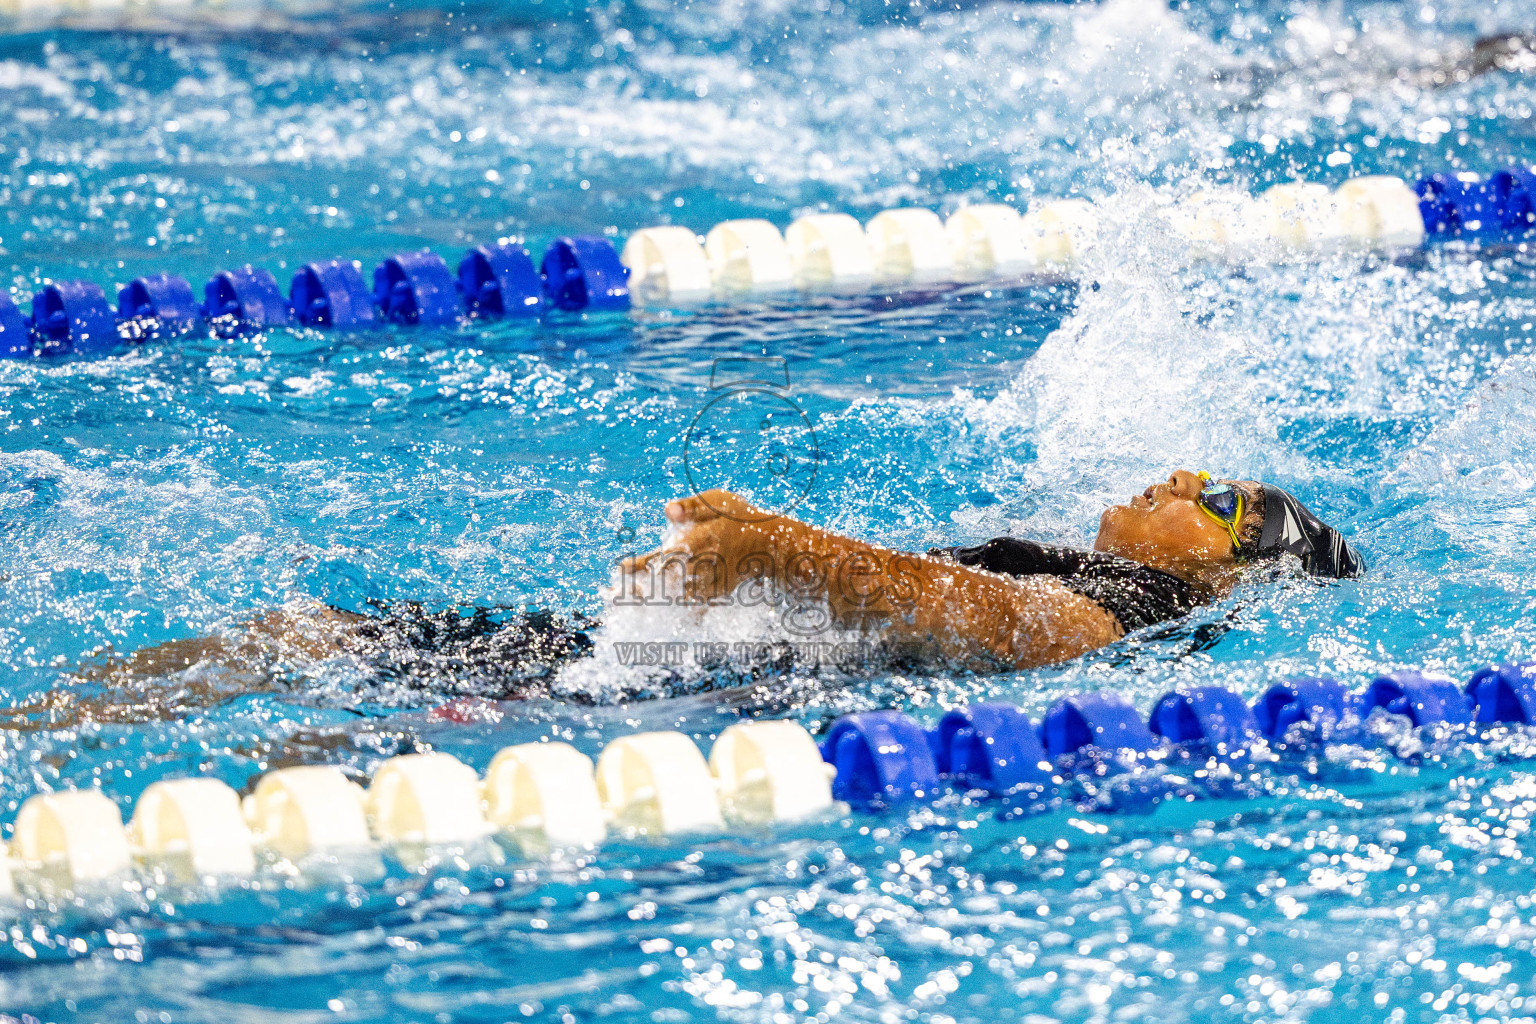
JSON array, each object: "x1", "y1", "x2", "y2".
[
  {"x1": 73, "y1": 604, "x2": 369, "y2": 686},
  {"x1": 621, "y1": 491, "x2": 1122, "y2": 670},
  {"x1": 0, "y1": 604, "x2": 377, "y2": 735}
]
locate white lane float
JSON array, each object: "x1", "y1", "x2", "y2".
[
  {"x1": 245, "y1": 765, "x2": 371, "y2": 859},
  {"x1": 703, "y1": 218, "x2": 795, "y2": 295},
  {"x1": 1335, "y1": 175, "x2": 1427, "y2": 249},
  {"x1": 865, "y1": 208, "x2": 954, "y2": 285},
  {"x1": 483, "y1": 741, "x2": 607, "y2": 848},
  {"x1": 620, "y1": 226, "x2": 713, "y2": 307},
  {"x1": 946, "y1": 204, "x2": 1032, "y2": 278},
  {"x1": 709, "y1": 720, "x2": 834, "y2": 824},
  {"x1": 1019, "y1": 199, "x2": 1099, "y2": 269},
  {"x1": 130, "y1": 778, "x2": 256, "y2": 877},
  {"x1": 1259, "y1": 182, "x2": 1346, "y2": 250},
  {"x1": 1166, "y1": 190, "x2": 1268, "y2": 261},
  {"x1": 13, "y1": 789, "x2": 132, "y2": 884},
  {"x1": 366, "y1": 752, "x2": 492, "y2": 845},
  {"x1": 784, "y1": 213, "x2": 875, "y2": 290},
  {"x1": 596, "y1": 731, "x2": 724, "y2": 834}
]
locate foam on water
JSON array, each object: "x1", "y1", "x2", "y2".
[
  {"x1": 1390, "y1": 349, "x2": 1536, "y2": 493},
  {"x1": 951, "y1": 187, "x2": 1287, "y2": 543}
]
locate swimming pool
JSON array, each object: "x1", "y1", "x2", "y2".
[{"x1": 5, "y1": 0, "x2": 1536, "y2": 1019}]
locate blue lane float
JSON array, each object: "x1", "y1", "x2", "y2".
[
  {"x1": 1415, "y1": 174, "x2": 1506, "y2": 239},
  {"x1": 819, "y1": 710, "x2": 939, "y2": 805},
  {"x1": 0, "y1": 235, "x2": 630, "y2": 360},
  {"x1": 1414, "y1": 169, "x2": 1536, "y2": 240},
  {"x1": 1252, "y1": 677, "x2": 1350, "y2": 741},
  {"x1": 31, "y1": 281, "x2": 118, "y2": 355},
  {"x1": 1041, "y1": 691, "x2": 1159, "y2": 756},
  {"x1": 818, "y1": 661, "x2": 1535, "y2": 812},
  {"x1": 374, "y1": 250, "x2": 459, "y2": 325},
  {"x1": 119, "y1": 273, "x2": 197, "y2": 337},
  {"x1": 202, "y1": 265, "x2": 292, "y2": 335},
  {"x1": 1465, "y1": 662, "x2": 1536, "y2": 724},
  {"x1": 459, "y1": 242, "x2": 542, "y2": 317},
  {"x1": 1148, "y1": 686, "x2": 1259, "y2": 751},
  {"x1": 1358, "y1": 671, "x2": 1473, "y2": 727},
  {"x1": 930, "y1": 703, "x2": 1053, "y2": 793},
  {"x1": 540, "y1": 236, "x2": 631, "y2": 311},
  {"x1": 1487, "y1": 168, "x2": 1536, "y2": 234},
  {"x1": 0, "y1": 292, "x2": 29, "y2": 358},
  {"x1": 291, "y1": 259, "x2": 377, "y2": 330}
]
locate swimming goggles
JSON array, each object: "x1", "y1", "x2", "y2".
[{"x1": 1196, "y1": 471, "x2": 1245, "y2": 553}]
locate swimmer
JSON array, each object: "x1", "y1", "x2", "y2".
[
  {"x1": 620, "y1": 471, "x2": 1363, "y2": 672},
  {"x1": 0, "y1": 469, "x2": 1360, "y2": 727}
]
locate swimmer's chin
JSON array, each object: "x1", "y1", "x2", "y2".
[
  {"x1": 1094, "y1": 502, "x2": 1155, "y2": 559},
  {"x1": 1094, "y1": 504, "x2": 1127, "y2": 551}
]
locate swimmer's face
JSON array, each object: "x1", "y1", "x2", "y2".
[{"x1": 1094, "y1": 469, "x2": 1250, "y2": 576}]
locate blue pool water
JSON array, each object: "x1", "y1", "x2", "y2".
[{"x1": 7, "y1": 0, "x2": 1536, "y2": 1020}]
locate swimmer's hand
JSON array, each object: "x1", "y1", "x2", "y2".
[{"x1": 617, "y1": 490, "x2": 778, "y2": 604}]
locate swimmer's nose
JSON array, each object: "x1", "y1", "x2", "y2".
[{"x1": 1167, "y1": 470, "x2": 1204, "y2": 499}]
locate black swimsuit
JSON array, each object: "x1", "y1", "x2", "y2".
[
  {"x1": 930, "y1": 537, "x2": 1204, "y2": 633},
  {"x1": 348, "y1": 603, "x2": 597, "y2": 699},
  {"x1": 350, "y1": 539, "x2": 1200, "y2": 698}
]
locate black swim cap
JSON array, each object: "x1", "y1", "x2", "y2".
[{"x1": 1252, "y1": 484, "x2": 1365, "y2": 579}]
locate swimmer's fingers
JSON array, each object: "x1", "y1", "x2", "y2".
[
  {"x1": 616, "y1": 551, "x2": 659, "y2": 598},
  {"x1": 616, "y1": 546, "x2": 737, "y2": 604},
  {"x1": 619, "y1": 551, "x2": 656, "y2": 574},
  {"x1": 665, "y1": 489, "x2": 765, "y2": 526},
  {"x1": 617, "y1": 549, "x2": 703, "y2": 601},
  {"x1": 665, "y1": 492, "x2": 721, "y2": 524}
]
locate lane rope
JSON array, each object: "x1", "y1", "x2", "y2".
[
  {"x1": 0, "y1": 170, "x2": 1527, "y2": 360},
  {"x1": 3, "y1": 661, "x2": 1534, "y2": 898}
]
